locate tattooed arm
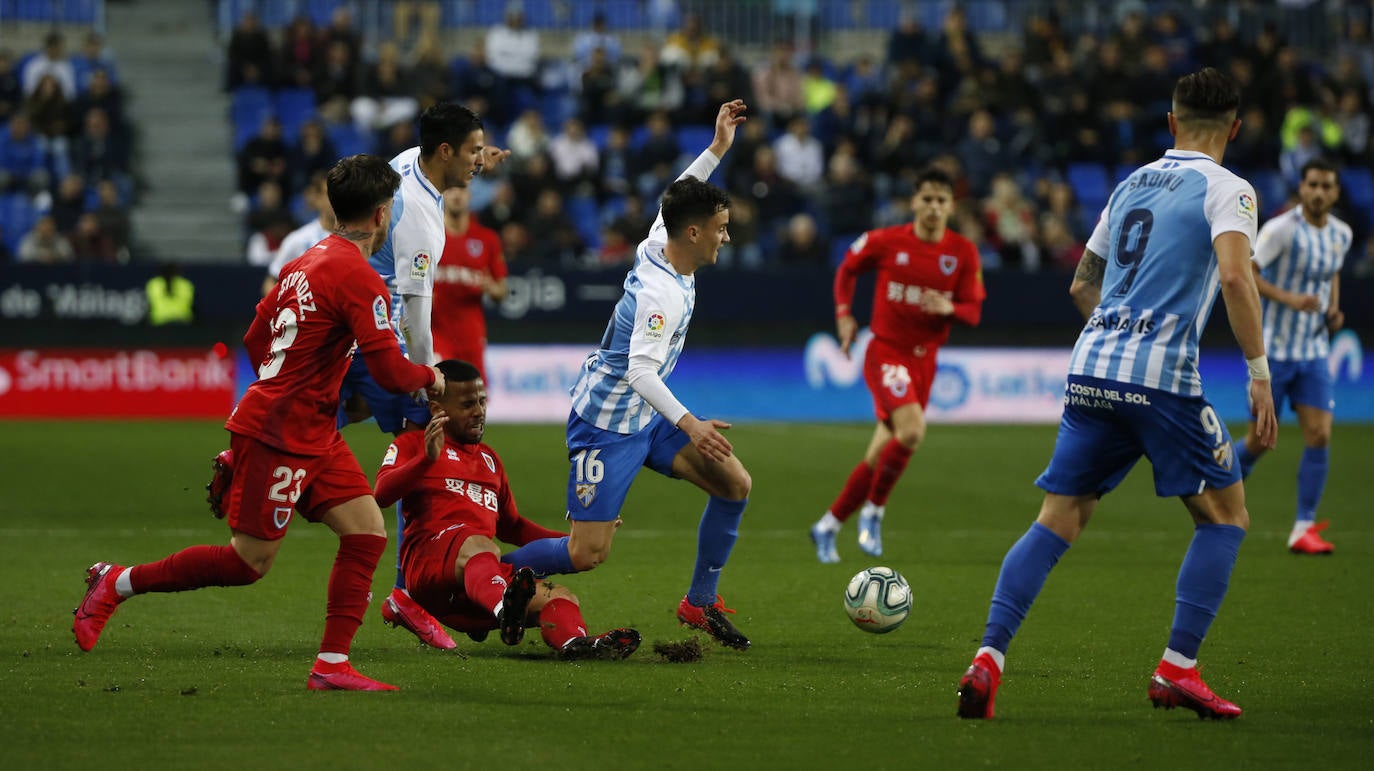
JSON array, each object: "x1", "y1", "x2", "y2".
[{"x1": 1069, "y1": 248, "x2": 1106, "y2": 320}]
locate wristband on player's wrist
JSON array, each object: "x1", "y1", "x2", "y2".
[
  {"x1": 835, "y1": 304, "x2": 851, "y2": 319},
  {"x1": 1246, "y1": 355, "x2": 1270, "y2": 381}
]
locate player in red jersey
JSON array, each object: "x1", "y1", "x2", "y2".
[
  {"x1": 374, "y1": 359, "x2": 641, "y2": 659},
  {"x1": 431, "y1": 185, "x2": 508, "y2": 380},
  {"x1": 73, "y1": 155, "x2": 445, "y2": 691},
  {"x1": 810, "y1": 167, "x2": 985, "y2": 562}
]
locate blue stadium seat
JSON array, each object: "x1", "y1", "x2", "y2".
[
  {"x1": 303, "y1": 0, "x2": 342, "y2": 27},
  {"x1": 1066, "y1": 162, "x2": 1110, "y2": 211},
  {"x1": 1341, "y1": 168, "x2": 1373, "y2": 210},
  {"x1": 474, "y1": 0, "x2": 508, "y2": 26},
  {"x1": 1249, "y1": 170, "x2": 1287, "y2": 214},
  {"x1": 326, "y1": 122, "x2": 374, "y2": 158},
  {"x1": 587, "y1": 123, "x2": 612, "y2": 151},
  {"x1": 676, "y1": 126, "x2": 715, "y2": 155},
  {"x1": 602, "y1": 0, "x2": 647, "y2": 30},
  {"x1": 821, "y1": 0, "x2": 857, "y2": 29},
  {"x1": 230, "y1": 86, "x2": 274, "y2": 150},
  {"x1": 1, "y1": 193, "x2": 38, "y2": 256},
  {"x1": 830, "y1": 234, "x2": 858, "y2": 268},
  {"x1": 566, "y1": 195, "x2": 601, "y2": 248},
  {"x1": 866, "y1": 0, "x2": 903, "y2": 27},
  {"x1": 274, "y1": 88, "x2": 318, "y2": 143}
]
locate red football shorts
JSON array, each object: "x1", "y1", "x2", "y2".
[
  {"x1": 862, "y1": 338, "x2": 938, "y2": 422},
  {"x1": 402, "y1": 524, "x2": 508, "y2": 634},
  {"x1": 224, "y1": 432, "x2": 374, "y2": 541}
]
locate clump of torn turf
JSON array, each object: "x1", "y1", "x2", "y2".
[{"x1": 652, "y1": 637, "x2": 704, "y2": 663}]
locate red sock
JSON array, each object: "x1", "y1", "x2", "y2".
[
  {"x1": 829, "y1": 461, "x2": 874, "y2": 523},
  {"x1": 538, "y1": 597, "x2": 588, "y2": 650},
  {"x1": 129, "y1": 544, "x2": 260, "y2": 593},
  {"x1": 868, "y1": 439, "x2": 915, "y2": 506},
  {"x1": 319, "y1": 533, "x2": 386, "y2": 657},
  {"x1": 462, "y1": 551, "x2": 506, "y2": 617}
]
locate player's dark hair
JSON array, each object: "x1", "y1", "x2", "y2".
[
  {"x1": 326, "y1": 154, "x2": 401, "y2": 223},
  {"x1": 1172, "y1": 67, "x2": 1241, "y2": 126},
  {"x1": 436, "y1": 359, "x2": 482, "y2": 385},
  {"x1": 661, "y1": 177, "x2": 730, "y2": 238},
  {"x1": 1300, "y1": 157, "x2": 1340, "y2": 181},
  {"x1": 913, "y1": 166, "x2": 955, "y2": 194},
  {"x1": 419, "y1": 102, "x2": 483, "y2": 158}
]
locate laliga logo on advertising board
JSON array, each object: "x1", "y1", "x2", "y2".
[
  {"x1": 804, "y1": 328, "x2": 874, "y2": 387},
  {"x1": 1328, "y1": 329, "x2": 1362, "y2": 382}
]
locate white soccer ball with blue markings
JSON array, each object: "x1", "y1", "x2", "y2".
[{"x1": 844, "y1": 566, "x2": 911, "y2": 634}]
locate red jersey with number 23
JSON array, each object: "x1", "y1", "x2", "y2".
[
  {"x1": 227, "y1": 234, "x2": 433, "y2": 455},
  {"x1": 834, "y1": 225, "x2": 985, "y2": 350}
]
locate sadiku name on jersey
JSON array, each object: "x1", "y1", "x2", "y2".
[{"x1": 1065, "y1": 381, "x2": 1152, "y2": 410}]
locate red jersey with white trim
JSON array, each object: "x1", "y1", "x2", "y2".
[
  {"x1": 432, "y1": 220, "x2": 506, "y2": 355},
  {"x1": 834, "y1": 225, "x2": 986, "y2": 350},
  {"x1": 376, "y1": 430, "x2": 521, "y2": 562},
  {"x1": 227, "y1": 234, "x2": 434, "y2": 455}
]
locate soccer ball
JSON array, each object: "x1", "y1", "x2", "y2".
[{"x1": 844, "y1": 566, "x2": 911, "y2": 634}]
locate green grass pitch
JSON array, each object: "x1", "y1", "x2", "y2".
[{"x1": 2, "y1": 420, "x2": 1371, "y2": 769}]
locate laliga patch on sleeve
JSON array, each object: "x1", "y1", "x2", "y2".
[
  {"x1": 409, "y1": 250, "x2": 431, "y2": 281},
  {"x1": 382, "y1": 444, "x2": 398, "y2": 466},
  {"x1": 373, "y1": 295, "x2": 390, "y2": 330},
  {"x1": 1237, "y1": 192, "x2": 1256, "y2": 221},
  {"x1": 849, "y1": 232, "x2": 868, "y2": 254},
  {"x1": 645, "y1": 311, "x2": 666, "y2": 341}
]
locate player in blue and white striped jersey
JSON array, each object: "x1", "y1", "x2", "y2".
[
  {"x1": 1234, "y1": 158, "x2": 1350, "y2": 555},
  {"x1": 958, "y1": 69, "x2": 1277, "y2": 721},
  {"x1": 501, "y1": 101, "x2": 755, "y2": 651}
]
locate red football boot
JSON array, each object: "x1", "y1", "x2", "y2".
[
  {"x1": 1148, "y1": 660, "x2": 1242, "y2": 719},
  {"x1": 73, "y1": 562, "x2": 126, "y2": 652},
  {"x1": 307, "y1": 660, "x2": 398, "y2": 691},
  {"x1": 957, "y1": 652, "x2": 1002, "y2": 719},
  {"x1": 1289, "y1": 520, "x2": 1334, "y2": 555},
  {"x1": 206, "y1": 449, "x2": 234, "y2": 519},
  {"x1": 380, "y1": 588, "x2": 457, "y2": 650}
]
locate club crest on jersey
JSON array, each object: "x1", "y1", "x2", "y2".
[
  {"x1": 273, "y1": 506, "x2": 293, "y2": 530},
  {"x1": 576, "y1": 483, "x2": 597, "y2": 507},
  {"x1": 939, "y1": 254, "x2": 958, "y2": 275},
  {"x1": 481, "y1": 451, "x2": 495, "y2": 473},
  {"x1": 896, "y1": 251, "x2": 909, "y2": 265},
  {"x1": 446, "y1": 448, "x2": 460, "y2": 461},
  {"x1": 1237, "y1": 192, "x2": 1256, "y2": 221},
  {"x1": 372, "y1": 296, "x2": 389, "y2": 330},
  {"x1": 1212, "y1": 443, "x2": 1233, "y2": 470},
  {"x1": 409, "y1": 251, "x2": 431, "y2": 280},
  {"x1": 467, "y1": 239, "x2": 483, "y2": 257},
  {"x1": 645, "y1": 312, "x2": 666, "y2": 341}
]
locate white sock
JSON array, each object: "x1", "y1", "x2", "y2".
[
  {"x1": 492, "y1": 600, "x2": 504, "y2": 619},
  {"x1": 316, "y1": 652, "x2": 348, "y2": 665},
  {"x1": 976, "y1": 646, "x2": 1005, "y2": 673},
  {"x1": 114, "y1": 568, "x2": 135, "y2": 598},
  {"x1": 1161, "y1": 648, "x2": 1196, "y2": 670},
  {"x1": 862, "y1": 503, "x2": 885, "y2": 520},
  {"x1": 1288, "y1": 520, "x2": 1313, "y2": 547},
  {"x1": 816, "y1": 512, "x2": 842, "y2": 533}
]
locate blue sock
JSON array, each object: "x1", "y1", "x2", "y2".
[
  {"x1": 393, "y1": 500, "x2": 407, "y2": 591},
  {"x1": 981, "y1": 522, "x2": 1071, "y2": 653},
  {"x1": 687, "y1": 497, "x2": 747, "y2": 607},
  {"x1": 501, "y1": 536, "x2": 575, "y2": 577},
  {"x1": 1295, "y1": 446, "x2": 1328, "y2": 522},
  {"x1": 1168, "y1": 523, "x2": 1246, "y2": 659},
  {"x1": 1234, "y1": 438, "x2": 1259, "y2": 479}
]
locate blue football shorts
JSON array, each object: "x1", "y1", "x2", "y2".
[
  {"x1": 564, "y1": 410, "x2": 691, "y2": 523},
  {"x1": 337, "y1": 353, "x2": 431, "y2": 434},
  {"x1": 1037, "y1": 375, "x2": 1241, "y2": 499},
  {"x1": 1266, "y1": 358, "x2": 1334, "y2": 415}
]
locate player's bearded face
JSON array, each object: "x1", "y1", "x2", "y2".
[
  {"x1": 1299, "y1": 171, "x2": 1338, "y2": 215},
  {"x1": 441, "y1": 380, "x2": 488, "y2": 444}
]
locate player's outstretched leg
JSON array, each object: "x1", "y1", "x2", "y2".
[
  {"x1": 677, "y1": 594, "x2": 750, "y2": 650},
  {"x1": 1289, "y1": 519, "x2": 1334, "y2": 554},
  {"x1": 1148, "y1": 660, "x2": 1241, "y2": 719},
  {"x1": 498, "y1": 567, "x2": 537, "y2": 646},
  {"x1": 309, "y1": 532, "x2": 396, "y2": 691},
  {"x1": 812, "y1": 461, "x2": 875, "y2": 563},
  {"x1": 205, "y1": 449, "x2": 234, "y2": 519},
  {"x1": 72, "y1": 562, "x2": 126, "y2": 651},
  {"x1": 957, "y1": 649, "x2": 1003, "y2": 719},
  {"x1": 558, "y1": 628, "x2": 643, "y2": 661}
]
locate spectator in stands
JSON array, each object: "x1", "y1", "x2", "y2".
[
  {"x1": 617, "y1": 42, "x2": 684, "y2": 118},
  {"x1": 352, "y1": 41, "x2": 418, "y2": 132},
  {"x1": 70, "y1": 107, "x2": 130, "y2": 185},
  {"x1": 933, "y1": 5, "x2": 983, "y2": 77},
  {"x1": 1280, "y1": 124, "x2": 1325, "y2": 188},
  {"x1": 596, "y1": 125, "x2": 634, "y2": 200},
  {"x1": 451, "y1": 40, "x2": 508, "y2": 125},
  {"x1": 485, "y1": 6, "x2": 541, "y2": 93},
  {"x1": 955, "y1": 209, "x2": 1000, "y2": 271},
  {"x1": 579, "y1": 47, "x2": 621, "y2": 122},
  {"x1": 408, "y1": 34, "x2": 452, "y2": 111},
  {"x1": 872, "y1": 114, "x2": 921, "y2": 186},
  {"x1": 319, "y1": 6, "x2": 361, "y2": 66},
  {"x1": 752, "y1": 42, "x2": 804, "y2": 131},
  {"x1": 521, "y1": 189, "x2": 581, "y2": 265},
  {"x1": 1021, "y1": 11, "x2": 1065, "y2": 70},
  {"x1": 702, "y1": 47, "x2": 754, "y2": 124},
  {"x1": 278, "y1": 15, "x2": 320, "y2": 90},
  {"x1": 773, "y1": 115, "x2": 824, "y2": 193},
  {"x1": 573, "y1": 12, "x2": 622, "y2": 73},
  {"x1": 1038, "y1": 211, "x2": 1084, "y2": 272},
  {"x1": 51, "y1": 174, "x2": 87, "y2": 234},
  {"x1": 0, "y1": 49, "x2": 23, "y2": 123},
  {"x1": 732, "y1": 145, "x2": 799, "y2": 234},
  {"x1": 378, "y1": 119, "x2": 418, "y2": 164},
  {"x1": 289, "y1": 119, "x2": 338, "y2": 195},
  {"x1": 661, "y1": 12, "x2": 720, "y2": 71},
  {"x1": 506, "y1": 109, "x2": 551, "y2": 171},
  {"x1": 510, "y1": 152, "x2": 557, "y2": 207},
  {"x1": 0, "y1": 114, "x2": 50, "y2": 195},
  {"x1": 392, "y1": 0, "x2": 441, "y2": 47},
  {"x1": 1037, "y1": 180, "x2": 1087, "y2": 242},
  {"x1": 775, "y1": 212, "x2": 827, "y2": 267},
  {"x1": 226, "y1": 10, "x2": 273, "y2": 90},
  {"x1": 809, "y1": 83, "x2": 857, "y2": 155},
  {"x1": 886, "y1": 12, "x2": 929, "y2": 70},
  {"x1": 24, "y1": 75, "x2": 73, "y2": 154},
  {"x1": 74, "y1": 68, "x2": 124, "y2": 133},
  {"x1": 73, "y1": 31, "x2": 117, "y2": 92},
  {"x1": 801, "y1": 58, "x2": 837, "y2": 116},
  {"x1": 1334, "y1": 88, "x2": 1370, "y2": 163},
  {"x1": 70, "y1": 212, "x2": 118, "y2": 263},
  {"x1": 982, "y1": 173, "x2": 1039, "y2": 271},
  {"x1": 721, "y1": 195, "x2": 762, "y2": 269},
  {"x1": 481, "y1": 180, "x2": 518, "y2": 234},
  {"x1": 634, "y1": 110, "x2": 682, "y2": 177},
  {"x1": 548, "y1": 118, "x2": 599, "y2": 196},
  {"x1": 244, "y1": 180, "x2": 295, "y2": 266},
  {"x1": 237, "y1": 116, "x2": 288, "y2": 196},
  {"x1": 1197, "y1": 17, "x2": 1249, "y2": 71},
  {"x1": 92, "y1": 179, "x2": 130, "y2": 255},
  {"x1": 22, "y1": 32, "x2": 76, "y2": 100},
  {"x1": 17, "y1": 215, "x2": 73, "y2": 264},
  {"x1": 1228, "y1": 106, "x2": 1280, "y2": 173},
  {"x1": 313, "y1": 39, "x2": 359, "y2": 124},
  {"x1": 820, "y1": 152, "x2": 873, "y2": 238}
]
